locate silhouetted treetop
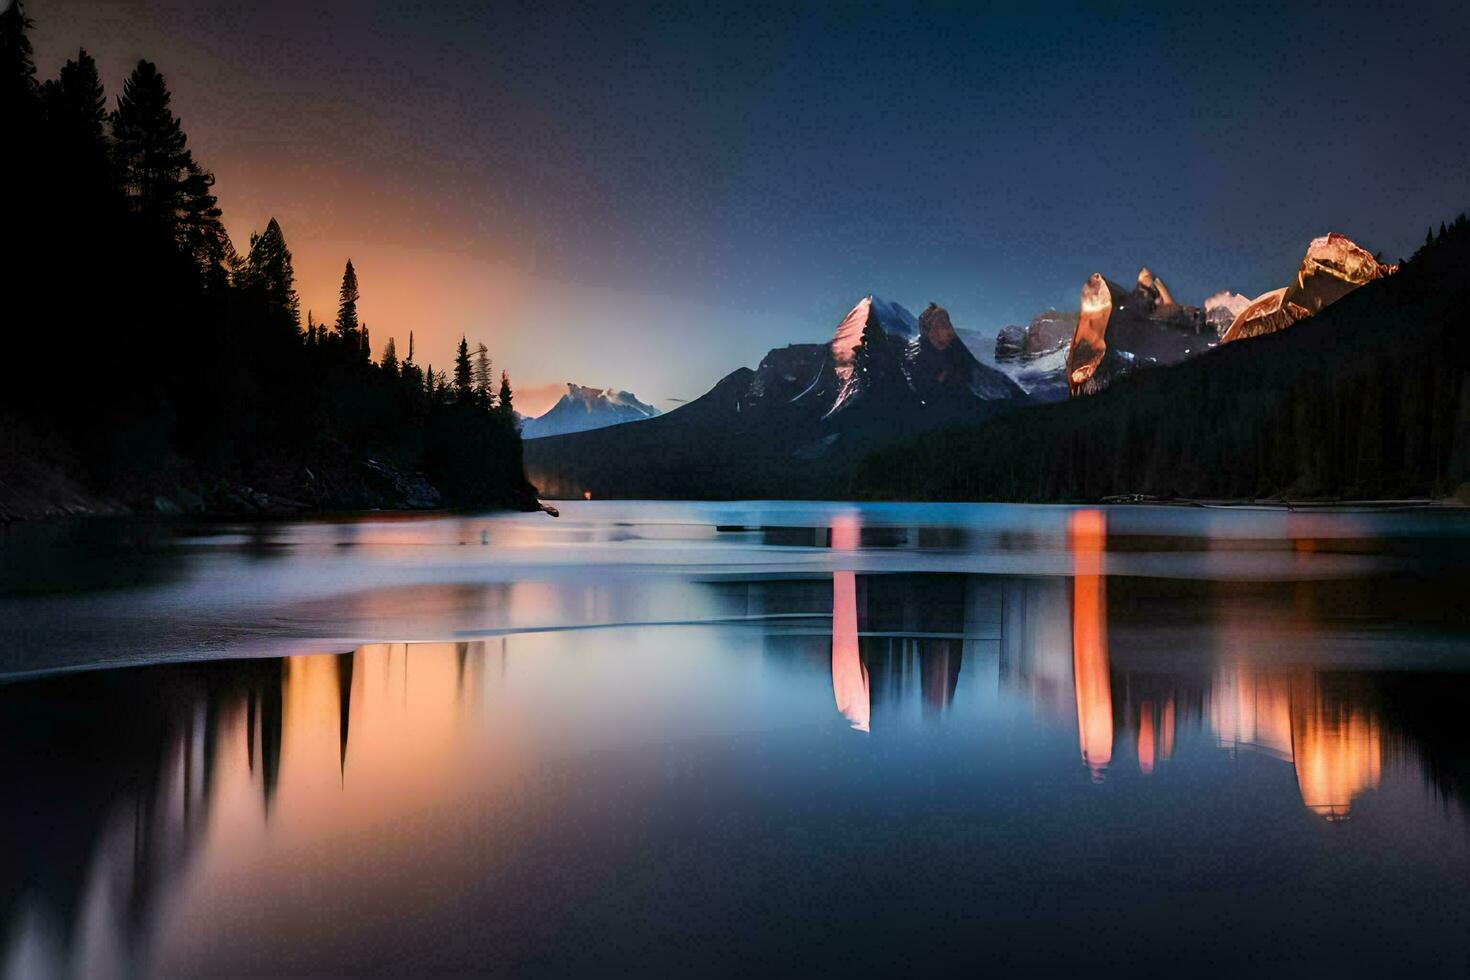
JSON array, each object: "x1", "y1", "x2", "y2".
[
  {"x1": 454, "y1": 336, "x2": 473, "y2": 401},
  {"x1": 497, "y1": 371, "x2": 515, "y2": 421},
  {"x1": 111, "y1": 61, "x2": 188, "y2": 222},
  {"x1": 243, "y1": 217, "x2": 300, "y2": 331},
  {"x1": 335, "y1": 259, "x2": 360, "y2": 336},
  {"x1": 110, "y1": 59, "x2": 227, "y2": 280},
  {"x1": 1, "y1": 1, "x2": 38, "y2": 112},
  {"x1": 42, "y1": 49, "x2": 106, "y2": 152}
]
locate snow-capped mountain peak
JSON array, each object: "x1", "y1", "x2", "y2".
[
  {"x1": 520, "y1": 383, "x2": 660, "y2": 439},
  {"x1": 829, "y1": 294, "x2": 920, "y2": 384}
]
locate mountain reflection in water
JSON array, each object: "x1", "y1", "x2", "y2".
[{"x1": 2, "y1": 506, "x2": 1468, "y2": 975}]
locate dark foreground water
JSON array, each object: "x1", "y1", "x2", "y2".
[{"x1": 2, "y1": 502, "x2": 1469, "y2": 976}]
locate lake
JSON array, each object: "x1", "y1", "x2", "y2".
[{"x1": 2, "y1": 501, "x2": 1469, "y2": 976}]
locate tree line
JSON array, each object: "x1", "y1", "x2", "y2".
[{"x1": 0, "y1": 2, "x2": 533, "y2": 512}]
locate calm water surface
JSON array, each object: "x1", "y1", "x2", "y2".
[{"x1": 2, "y1": 501, "x2": 1469, "y2": 976}]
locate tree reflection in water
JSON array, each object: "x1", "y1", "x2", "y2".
[{"x1": 0, "y1": 533, "x2": 1466, "y2": 973}]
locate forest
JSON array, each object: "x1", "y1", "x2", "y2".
[{"x1": 0, "y1": 3, "x2": 535, "y2": 520}]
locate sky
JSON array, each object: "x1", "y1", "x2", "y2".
[{"x1": 27, "y1": 0, "x2": 1470, "y2": 416}]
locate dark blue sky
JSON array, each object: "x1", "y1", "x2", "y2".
[{"x1": 31, "y1": 0, "x2": 1470, "y2": 408}]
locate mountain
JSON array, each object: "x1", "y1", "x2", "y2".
[
  {"x1": 857, "y1": 217, "x2": 1470, "y2": 502},
  {"x1": 526, "y1": 224, "x2": 1454, "y2": 504},
  {"x1": 520, "y1": 384, "x2": 660, "y2": 439},
  {"x1": 996, "y1": 309, "x2": 1076, "y2": 360},
  {"x1": 1204, "y1": 291, "x2": 1251, "y2": 337},
  {"x1": 992, "y1": 309, "x2": 1078, "y2": 402},
  {"x1": 524, "y1": 295, "x2": 1028, "y2": 498},
  {"x1": 1221, "y1": 233, "x2": 1396, "y2": 343},
  {"x1": 1067, "y1": 266, "x2": 1213, "y2": 396}
]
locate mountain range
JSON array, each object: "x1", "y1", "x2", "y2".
[
  {"x1": 525, "y1": 222, "x2": 1468, "y2": 501},
  {"x1": 525, "y1": 295, "x2": 1025, "y2": 498},
  {"x1": 520, "y1": 384, "x2": 660, "y2": 439},
  {"x1": 858, "y1": 220, "x2": 1468, "y2": 501}
]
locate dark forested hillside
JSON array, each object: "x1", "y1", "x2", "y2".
[
  {"x1": 0, "y1": 3, "x2": 534, "y2": 520},
  {"x1": 855, "y1": 218, "x2": 1470, "y2": 502}
]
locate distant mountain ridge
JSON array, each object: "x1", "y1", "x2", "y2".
[
  {"x1": 524, "y1": 225, "x2": 1453, "y2": 502},
  {"x1": 857, "y1": 218, "x2": 1469, "y2": 501},
  {"x1": 982, "y1": 233, "x2": 1390, "y2": 401},
  {"x1": 524, "y1": 295, "x2": 1028, "y2": 498},
  {"x1": 520, "y1": 384, "x2": 660, "y2": 439}
]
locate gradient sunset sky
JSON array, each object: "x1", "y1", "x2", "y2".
[{"x1": 28, "y1": 0, "x2": 1470, "y2": 415}]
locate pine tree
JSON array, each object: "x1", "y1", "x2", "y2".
[
  {"x1": 398, "y1": 331, "x2": 418, "y2": 387},
  {"x1": 244, "y1": 217, "x2": 300, "y2": 330},
  {"x1": 41, "y1": 49, "x2": 109, "y2": 181},
  {"x1": 454, "y1": 335, "x2": 473, "y2": 400},
  {"x1": 472, "y1": 342, "x2": 493, "y2": 406},
  {"x1": 335, "y1": 259, "x2": 359, "y2": 337},
  {"x1": 382, "y1": 337, "x2": 399, "y2": 377},
  {"x1": 180, "y1": 161, "x2": 228, "y2": 285},
  {"x1": 111, "y1": 60, "x2": 226, "y2": 277},
  {"x1": 361, "y1": 324, "x2": 371, "y2": 363},
  {"x1": 306, "y1": 310, "x2": 317, "y2": 345},
  {"x1": 497, "y1": 371, "x2": 515, "y2": 421},
  {"x1": 1, "y1": 1, "x2": 38, "y2": 120},
  {"x1": 110, "y1": 60, "x2": 188, "y2": 224}
]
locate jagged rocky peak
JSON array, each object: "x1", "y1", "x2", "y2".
[
  {"x1": 1290, "y1": 233, "x2": 1397, "y2": 313},
  {"x1": 1023, "y1": 309, "x2": 1078, "y2": 356},
  {"x1": 1136, "y1": 267, "x2": 1175, "y2": 307},
  {"x1": 909, "y1": 303, "x2": 1026, "y2": 405},
  {"x1": 1204, "y1": 291, "x2": 1252, "y2": 337},
  {"x1": 1066, "y1": 265, "x2": 1210, "y2": 397},
  {"x1": 1221, "y1": 287, "x2": 1298, "y2": 343},
  {"x1": 824, "y1": 296, "x2": 1025, "y2": 419},
  {"x1": 565, "y1": 383, "x2": 614, "y2": 405},
  {"x1": 994, "y1": 309, "x2": 1077, "y2": 362},
  {"x1": 918, "y1": 303, "x2": 957, "y2": 350},
  {"x1": 1068, "y1": 273, "x2": 1119, "y2": 395},
  {"x1": 1222, "y1": 232, "x2": 1397, "y2": 344},
  {"x1": 829, "y1": 295, "x2": 919, "y2": 381},
  {"x1": 994, "y1": 324, "x2": 1027, "y2": 360}
]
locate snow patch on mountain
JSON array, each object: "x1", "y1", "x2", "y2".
[{"x1": 520, "y1": 383, "x2": 661, "y2": 439}]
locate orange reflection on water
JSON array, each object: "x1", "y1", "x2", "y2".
[
  {"x1": 1137, "y1": 701, "x2": 1155, "y2": 775},
  {"x1": 1160, "y1": 698, "x2": 1175, "y2": 762},
  {"x1": 830, "y1": 513, "x2": 868, "y2": 731},
  {"x1": 1211, "y1": 663, "x2": 1294, "y2": 761},
  {"x1": 1209, "y1": 663, "x2": 1383, "y2": 819},
  {"x1": 1070, "y1": 509, "x2": 1112, "y2": 779},
  {"x1": 1293, "y1": 689, "x2": 1382, "y2": 821}
]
